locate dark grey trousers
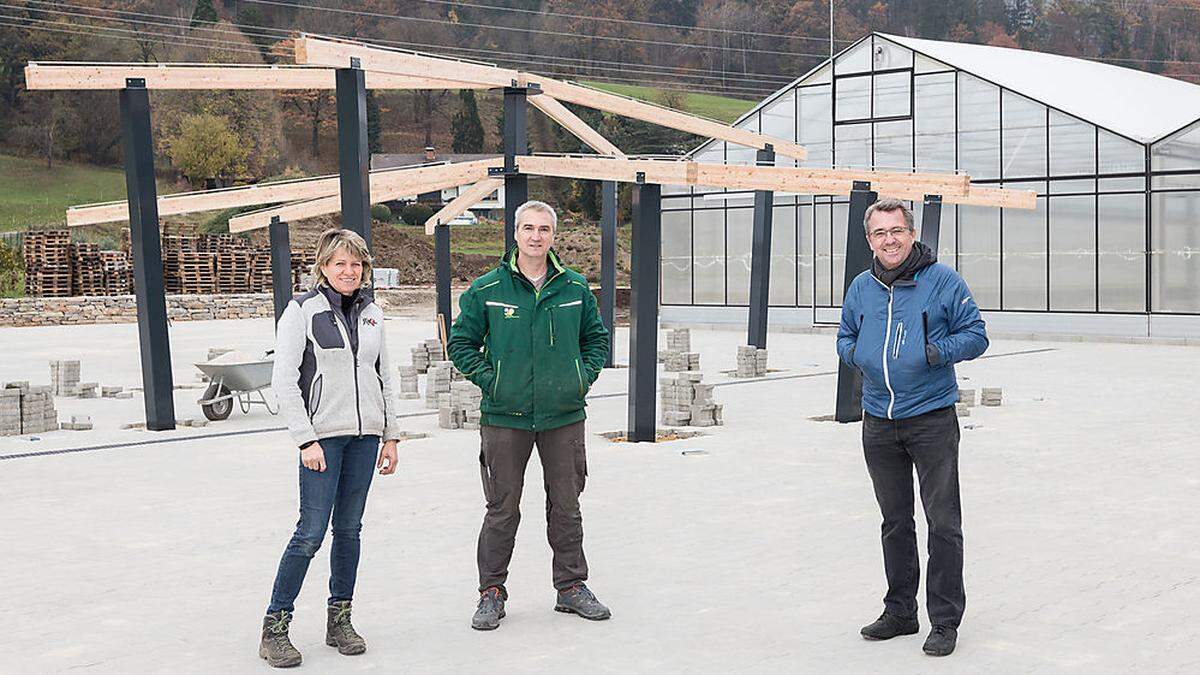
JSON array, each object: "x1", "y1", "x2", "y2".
[
  {"x1": 862, "y1": 405, "x2": 965, "y2": 629},
  {"x1": 477, "y1": 420, "x2": 588, "y2": 593}
]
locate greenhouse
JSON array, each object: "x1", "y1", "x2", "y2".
[{"x1": 665, "y1": 33, "x2": 1200, "y2": 336}]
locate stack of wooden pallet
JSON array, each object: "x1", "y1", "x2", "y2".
[
  {"x1": 23, "y1": 230, "x2": 72, "y2": 297},
  {"x1": 68, "y1": 242, "x2": 105, "y2": 295},
  {"x1": 98, "y1": 250, "x2": 133, "y2": 294}
]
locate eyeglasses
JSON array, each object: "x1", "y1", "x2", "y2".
[{"x1": 867, "y1": 226, "x2": 913, "y2": 241}]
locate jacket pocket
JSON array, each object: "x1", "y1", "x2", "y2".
[
  {"x1": 307, "y1": 374, "x2": 323, "y2": 421},
  {"x1": 574, "y1": 357, "x2": 586, "y2": 397},
  {"x1": 312, "y1": 311, "x2": 345, "y2": 350}
]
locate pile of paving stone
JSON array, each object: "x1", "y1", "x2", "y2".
[
  {"x1": 410, "y1": 338, "x2": 446, "y2": 374},
  {"x1": 735, "y1": 345, "x2": 769, "y2": 377},
  {"x1": 659, "y1": 328, "x2": 700, "y2": 372},
  {"x1": 396, "y1": 365, "x2": 421, "y2": 399},
  {"x1": 49, "y1": 359, "x2": 81, "y2": 396},
  {"x1": 439, "y1": 380, "x2": 483, "y2": 430},
  {"x1": 424, "y1": 361, "x2": 460, "y2": 409},
  {"x1": 956, "y1": 387, "x2": 1003, "y2": 416},
  {"x1": 659, "y1": 372, "x2": 724, "y2": 427},
  {"x1": 0, "y1": 382, "x2": 59, "y2": 435}
]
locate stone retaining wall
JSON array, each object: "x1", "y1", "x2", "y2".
[{"x1": 0, "y1": 294, "x2": 274, "y2": 327}]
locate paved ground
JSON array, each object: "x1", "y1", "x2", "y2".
[{"x1": 1, "y1": 316, "x2": 1197, "y2": 673}]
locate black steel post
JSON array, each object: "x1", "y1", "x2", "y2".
[
  {"x1": 835, "y1": 181, "x2": 878, "y2": 423},
  {"x1": 600, "y1": 180, "x2": 617, "y2": 367},
  {"x1": 435, "y1": 222, "x2": 451, "y2": 327},
  {"x1": 336, "y1": 59, "x2": 371, "y2": 248},
  {"x1": 269, "y1": 215, "x2": 292, "y2": 326},
  {"x1": 919, "y1": 194, "x2": 943, "y2": 253},
  {"x1": 746, "y1": 146, "x2": 776, "y2": 349},
  {"x1": 627, "y1": 183, "x2": 661, "y2": 443},
  {"x1": 119, "y1": 80, "x2": 175, "y2": 431},
  {"x1": 502, "y1": 86, "x2": 528, "y2": 254}
]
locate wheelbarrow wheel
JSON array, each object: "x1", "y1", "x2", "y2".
[{"x1": 202, "y1": 382, "x2": 233, "y2": 421}]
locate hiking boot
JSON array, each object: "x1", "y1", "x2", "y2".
[
  {"x1": 860, "y1": 612, "x2": 920, "y2": 640},
  {"x1": 259, "y1": 610, "x2": 302, "y2": 668},
  {"x1": 554, "y1": 583, "x2": 611, "y2": 621},
  {"x1": 325, "y1": 600, "x2": 367, "y2": 655},
  {"x1": 923, "y1": 625, "x2": 957, "y2": 656},
  {"x1": 471, "y1": 586, "x2": 506, "y2": 631}
]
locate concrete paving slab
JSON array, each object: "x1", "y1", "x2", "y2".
[{"x1": 1, "y1": 317, "x2": 1198, "y2": 672}]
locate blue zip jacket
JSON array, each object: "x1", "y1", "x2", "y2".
[{"x1": 837, "y1": 262, "x2": 989, "y2": 420}]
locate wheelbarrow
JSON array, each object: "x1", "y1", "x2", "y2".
[{"x1": 195, "y1": 354, "x2": 279, "y2": 421}]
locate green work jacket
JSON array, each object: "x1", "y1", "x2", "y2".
[{"x1": 448, "y1": 248, "x2": 610, "y2": 431}]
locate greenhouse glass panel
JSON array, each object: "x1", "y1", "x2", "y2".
[
  {"x1": 1098, "y1": 129, "x2": 1144, "y2": 174},
  {"x1": 798, "y1": 202, "x2": 814, "y2": 307},
  {"x1": 692, "y1": 208, "x2": 726, "y2": 304},
  {"x1": 834, "y1": 39, "x2": 872, "y2": 75},
  {"x1": 833, "y1": 202, "x2": 849, "y2": 305},
  {"x1": 914, "y1": 72, "x2": 955, "y2": 171},
  {"x1": 801, "y1": 62, "x2": 832, "y2": 85},
  {"x1": 727, "y1": 143, "x2": 758, "y2": 166},
  {"x1": 1151, "y1": 173, "x2": 1200, "y2": 190},
  {"x1": 1001, "y1": 195, "x2": 1047, "y2": 310},
  {"x1": 914, "y1": 53, "x2": 953, "y2": 74},
  {"x1": 1151, "y1": 192, "x2": 1200, "y2": 312},
  {"x1": 1049, "y1": 179, "x2": 1095, "y2": 195},
  {"x1": 694, "y1": 142, "x2": 725, "y2": 164},
  {"x1": 661, "y1": 210, "x2": 692, "y2": 305},
  {"x1": 1099, "y1": 176, "x2": 1144, "y2": 192},
  {"x1": 798, "y1": 85, "x2": 833, "y2": 168},
  {"x1": 1097, "y1": 194, "x2": 1146, "y2": 312},
  {"x1": 1049, "y1": 111, "x2": 1095, "y2": 177},
  {"x1": 958, "y1": 73, "x2": 1000, "y2": 180},
  {"x1": 915, "y1": 199, "x2": 957, "y2": 266},
  {"x1": 1048, "y1": 196, "x2": 1096, "y2": 311},
  {"x1": 835, "y1": 123, "x2": 872, "y2": 169},
  {"x1": 727, "y1": 208, "x2": 753, "y2": 305},
  {"x1": 761, "y1": 90, "x2": 797, "y2": 167},
  {"x1": 873, "y1": 38, "x2": 913, "y2": 70},
  {"x1": 661, "y1": 196, "x2": 690, "y2": 210},
  {"x1": 874, "y1": 120, "x2": 913, "y2": 172},
  {"x1": 873, "y1": 71, "x2": 912, "y2": 118},
  {"x1": 814, "y1": 202, "x2": 833, "y2": 306},
  {"x1": 1152, "y1": 120, "x2": 1200, "y2": 172},
  {"x1": 835, "y1": 75, "x2": 871, "y2": 121},
  {"x1": 958, "y1": 205, "x2": 1000, "y2": 309},
  {"x1": 1001, "y1": 91, "x2": 1047, "y2": 180},
  {"x1": 770, "y1": 205, "x2": 798, "y2": 306}
]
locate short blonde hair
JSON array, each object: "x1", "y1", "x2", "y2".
[{"x1": 310, "y1": 228, "x2": 374, "y2": 289}]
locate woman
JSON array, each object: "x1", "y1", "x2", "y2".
[{"x1": 259, "y1": 228, "x2": 400, "y2": 668}]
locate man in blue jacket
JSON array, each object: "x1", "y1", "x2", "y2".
[{"x1": 837, "y1": 198, "x2": 988, "y2": 657}]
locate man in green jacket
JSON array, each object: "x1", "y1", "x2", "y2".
[{"x1": 448, "y1": 200, "x2": 611, "y2": 631}]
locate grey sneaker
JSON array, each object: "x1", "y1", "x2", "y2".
[
  {"x1": 325, "y1": 600, "x2": 367, "y2": 655},
  {"x1": 472, "y1": 587, "x2": 506, "y2": 631},
  {"x1": 259, "y1": 610, "x2": 302, "y2": 668},
  {"x1": 554, "y1": 583, "x2": 611, "y2": 621}
]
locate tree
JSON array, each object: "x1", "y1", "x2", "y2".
[
  {"x1": 282, "y1": 90, "x2": 333, "y2": 158},
  {"x1": 165, "y1": 113, "x2": 246, "y2": 187},
  {"x1": 191, "y1": 0, "x2": 219, "y2": 28},
  {"x1": 450, "y1": 90, "x2": 485, "y2": 153},
  {"x1": 367, "y1": 90, "x2": 383, "y2": 154}
]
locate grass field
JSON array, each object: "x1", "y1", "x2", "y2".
[
  {"x1": 0, "y1": 154, "x2": 142, "y2": 232},
  {"x1": 582, "y1": 82, "x2": 758, "y2": 123}
]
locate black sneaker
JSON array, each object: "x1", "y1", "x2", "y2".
[
  {"x1": 472, "y1": 587, "x2": 506, "y2": 631},
  {"x1": 259, "y1": 610, "x2": 302, "y2": 668},
  {"x1": 554, "y1": 583, "x2": 611, "y2": 621},
  {"x1": 326, "y1": 600, "x2": 367, "y2": 655},
  {"x1": 860, "y1": 612, "x2": 920, "y2": 640},
  {"x1": 923, "y1": 625, "x2": 957, "y2": 656}
]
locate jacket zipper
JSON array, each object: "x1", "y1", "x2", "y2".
[
  {"x1": 492, "y1": 359, "x2": 502, "y2": 398},
  {"x1": 574, "y1": 358, "x2": 584, "y2": 396},
  {"x1": 549, "y1": 308, "x2": 555, "y2": 346},
  {"x1": 330, "y1": 309, "x2": 362, "y2": 436},
  {"x1": 882, "y1": 287, "x2": 896, "y2": 419}
]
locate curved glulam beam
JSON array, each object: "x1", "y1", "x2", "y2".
[{"x1": 293, "y1": 34, "x2": 807, "y2": 161}]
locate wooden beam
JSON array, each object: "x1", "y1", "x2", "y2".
[
  {"x1": 24, "y1": 62, "x2": 487, "y2": 91},
  {"x1": 529, "y1": 95, "x2": 625, "y2": 157},
  {"x1": 293, "y1": 35, "x2": 806, "y2": 160},
  {"x1": 295, "y1": 36, "x2": 516, "y2": 88},
  {"x1": 68, "y1": 159, "x2": 501, "y2": 227},
  {"x1": 228, "y1": 159, "x2": 502, "y2": 232},
  {"x1": 424, "y1": 179, "x2": 504, "y2": 235},
  {"x1": 944, "y1": 185, "x2": 1037, "y2": 210}
]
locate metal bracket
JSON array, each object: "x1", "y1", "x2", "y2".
[
  {"x1": 489, "y1": 165, "x2": 520, "y2": 176},
  {"x1": 124, "y1": 77, "x2": 146, "y2": 88},
  {"x1": 852, "y1": 180, "x2": 872, "y2": 192},
  {"x1": 350, "y1": 57, "x2": 361, "y2": 69},
  {"x1": 635, "y1": 171, "x2": 646, "y2": 184}
]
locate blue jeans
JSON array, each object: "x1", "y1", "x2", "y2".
[{"x1": 267, "y1": 435, "x2": 379, "y2": 614}]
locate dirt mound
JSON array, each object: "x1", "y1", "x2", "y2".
[{"x1": 550, "y1": 226, "x2": 631, "y2": 284}]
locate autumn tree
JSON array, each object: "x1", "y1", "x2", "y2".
[
  {"x1": 165, "y1": 113, "x2": 246, "y2": 187},
  {"x1": 191, "y1": 0, "x2": 219, "y2": 28}
]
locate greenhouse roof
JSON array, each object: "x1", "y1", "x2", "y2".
[{"x1": 879, "y1": 33, "x2": 1200, "y2": 144}]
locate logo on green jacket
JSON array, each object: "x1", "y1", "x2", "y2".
[{"x1": 503, "y1": 307, "x2": 518, "y2": 319}]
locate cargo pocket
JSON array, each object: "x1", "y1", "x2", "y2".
[
  {"x1": 307, "y1": 374, "x2": 323, "y2": 421},
  {"x1": 312, "y1": 311, "x2": 345, "y2": 349},
  {"x1": 478, "y1": 449, "x2": 496, "y2": 504},
  {"x1": 574, "y1": 435, "x2": 588, "y2": 495}
]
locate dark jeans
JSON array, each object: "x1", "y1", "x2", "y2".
[
  {"x1": 862, "y1": 406, "x2": 965, "y2": 629},
  {"x1": 477, "y1": 420, "x2": 588, "y2": 593},
  {"x1": 267, "y1": 434, "x2": 379, "y2": 614}
]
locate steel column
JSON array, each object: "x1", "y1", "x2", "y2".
[
  {"x1": 746, "y1": 146, "x2": 776, "y2": 349},
  {"x1": 435, "y1": 223, "x2": 451, "y2": 327},
  {"x1": 600, "y1": 180, "x2": 617, "y2": 367},
  {"x1": 119, "y1": 80, "x2": 175, "y2": 431},
  {"x1": 627, "y1": 183, "x2": 661, "y2": 443},
  {"x1": 269, "y1": 215, "x2": 292, "y2": 325},
  {"x1": 835, "y1": 181, "x2": 878, "y2": 423},
  {"x1": 502, "y1": 86, "x2": 528, "y2": 254},
  {"x1": 336, "y1": 60, "x2": 371, "y2": 247},
  {"x1": 920, "y1": 194, "x2": 943, "y2": 253}
]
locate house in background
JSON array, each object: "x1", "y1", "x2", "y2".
[{"x1": 371, "y1": 147, "x2": 505, "y2": 219}]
